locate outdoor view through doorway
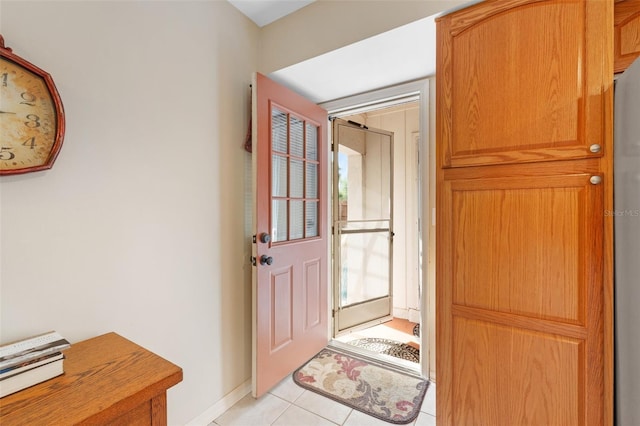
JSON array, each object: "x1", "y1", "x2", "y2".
[{"x1": 330, "y1": 100, "x2": 422, "y2": 372}]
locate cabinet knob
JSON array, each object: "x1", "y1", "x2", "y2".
[
  {"x1": 590, "y1": 176, "x2": 602, "y2": 185},
  {"x1": 590, "y1": 144, "x2": 601, "y2": 153}
]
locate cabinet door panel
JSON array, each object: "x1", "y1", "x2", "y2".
[
  {"x1": 448, "y1": 174, "x2": 602, "y2": 324},
  {"x1": 614, "y1": 0, "x2": 640, "y2": 73},
  {"x1": 452, "y1": 317, "x2": 583, "y2": 426},
  {"x1": 439, "y1": 168, "x2": 603, "y2": 425},
  {"x1": 439, "y1": 0, "x2": 607, "y2": 168}
]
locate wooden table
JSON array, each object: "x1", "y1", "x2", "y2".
[{"x1": 0, "y1": 332, "x2": 183, "y2": 425}]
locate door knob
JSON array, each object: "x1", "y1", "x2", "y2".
[
  {"x1": 260, "y1": 255, "x2": 273, "y2": 265},
  {"x1": 260, "y1": 233, "x2": 271, "y2": 244}
]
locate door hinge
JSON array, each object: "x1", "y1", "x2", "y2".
[
  {"x1": 332, "y1": 309, "x2": 336, "y2": 318},
  {"x1": 250, "y1": 256, "x2": 257, "y2": 266},
  {"x1": 252, "y1": 235, "x2": 256, "y2": 243}
]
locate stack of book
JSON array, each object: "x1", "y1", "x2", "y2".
[{"x1": 0, "y1": 331, "x2": 71, "y2": 398}]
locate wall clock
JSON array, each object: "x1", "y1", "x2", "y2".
[{"x1": 0, "y1": 34, "x2": 65, "y2": 176}]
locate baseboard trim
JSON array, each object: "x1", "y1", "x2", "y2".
[
  {"x1": 408, "y1": 309, "x2": 421, "y2": 324},
  {"x1": 393, "y1": 308, "x2": 409, "y2": 319},
  {"x1": 186, "y1": 379, "x2": 251, "y2": 426}
]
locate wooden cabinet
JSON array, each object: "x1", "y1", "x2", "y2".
[
  {"x1": 436, "y1": 1, "x2": 613, "y2": 425},
  {"x1": 439, "y1": 0, "x2": 607, "y2": 168},
  {"x1": 615, "y1": 0, "x2": 640, "y2": 73},
  {"x1": 0, "y1": 332, "x2": 183, "y2": 425}
]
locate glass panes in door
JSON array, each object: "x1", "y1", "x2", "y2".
[{"x1": 271, "y1": 106, "x2": 320, "y2": 242}]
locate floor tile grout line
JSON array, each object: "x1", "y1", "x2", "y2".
[
  {"x1": 269, "y1": 390, "x2": 346, "y2": 426},
  {"x1": 267, "y1": 396, "x2": 292, "y2": 426},
  {"x1": 292, "y1": 388, "x2": 353, "y2": 425}
]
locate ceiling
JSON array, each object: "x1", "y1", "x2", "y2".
[
  {"x1": 227, "y1": 0, "x2": 316, "y2": 27},
  {"x1": 228, "y1": 0, "x2": 476, "y2": 105},
  {"x1": 270, "y1": 15, "x2": 436, "y2": 104}
]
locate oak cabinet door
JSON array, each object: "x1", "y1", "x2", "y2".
[
  {"x1": 438, "y1": 0, "x2": 609, "y2": 168},
  {"x1": 614, "y1": 0, "x2": 640, "y2": 74},
  {"x1": 436, "y1": 1, "x2": 613, "y2": 425},
  {"x1": 439, "y1": 169, "x2": 603, "y2": 425}
]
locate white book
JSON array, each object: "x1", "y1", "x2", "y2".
[
  {"x1": 0, "y1": 332, "x2": 70, "y2": 370},
  {"x1": 0, "y1": 358, "x2": 64, "y2": 398},
  {"x1": 0, "y1": 352, "x2": 64, "y2": 379}
]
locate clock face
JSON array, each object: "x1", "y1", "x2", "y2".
[{"x1": 0, "y1": 56, "x2": 61, "y2": 174}]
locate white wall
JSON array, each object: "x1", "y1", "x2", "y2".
[
  {"x1": 358, "y1": 104, "x2": 421, "y2": 321},
  {"x1": 0, "y1": 1, "x2": 258, "y2": 423},
  {"x1": 258, "y1": 0, "x2": 469, "y2": 74}
]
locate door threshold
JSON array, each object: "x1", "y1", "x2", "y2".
[
  {"x1": 328, "y1": 340, "x2": 423, "y2": 379},
  {"x1": 334, "y1": 315, "x2": 393, "y2": 339}
]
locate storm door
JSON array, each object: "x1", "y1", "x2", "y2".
[{"x1": 332, "y1": 118, "x2": 394, "y2": 335}]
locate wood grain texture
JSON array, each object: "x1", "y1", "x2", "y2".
[
  {"x1": 151, "y1": 394, "x2": 168, "y2": 426},
  {"x1": 452, "y1": 317, "x2": 583, "y2": 426},
  {"x1": 436, "y1": 0, "x2": 613, "y2": 425},
  {"x1": 105, "y1": 401, "x2": 151, "y2": 426},
  {"x1": 602, "y1": 6, "x2": 616, "y2": 421},
  {"x1": 439, "y1": 163, "x2": 604, "y2": 426},
  {"x1": 435, "y1": 13, "x2": 454, "y2": 425},
  {"x1": 440, "y1": 0, "x2": 606, "y2": 168},
  {"x1": 448, "y1": 174, "x2": 602, "y2": 324},
  {"x1": 0, "y1": 332, "x2": 183, "y2": 425},
  {"x1": 614, "y1": 0, "x2": 640, "y2": 73}
]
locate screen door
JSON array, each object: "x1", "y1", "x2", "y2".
[{"x1": 332, "y1": 118, "x2": 394, "y2": 335}]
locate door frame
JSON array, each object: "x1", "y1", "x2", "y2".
[{"x1": 320, "y1": 79, "x2": 433, "y2": 380}]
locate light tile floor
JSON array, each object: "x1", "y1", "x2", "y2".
[{"x1": 211, "y1": 375, "x2": 435, "y2": 426}]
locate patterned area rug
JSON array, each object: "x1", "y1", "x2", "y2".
[
  {"x1": 293, "y1": 347, "x2": 429, "y2": 424},
  {"x1": 347, "y1": 338, "x2": 420, "y2": 363}
]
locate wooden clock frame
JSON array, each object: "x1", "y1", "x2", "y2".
[{"x1": 0, "y1": 34, "x2": 65, "y2": 176}]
